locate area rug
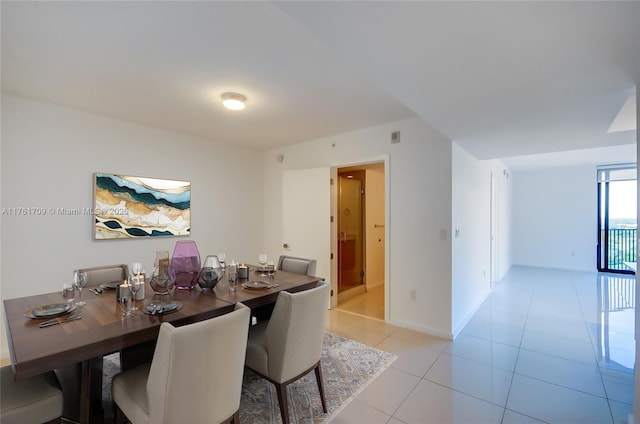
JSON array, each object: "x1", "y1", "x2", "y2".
[{"x1": 103, "y1": 332, "x2": 396, "y2": 423}]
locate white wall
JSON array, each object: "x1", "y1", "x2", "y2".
[
  {"x1": 365, "y1": 166, "x2": 385, "y2": 288},
  {"x1": 263, "y1": 117, "x2": 454, "y2": 338},
  {"x1": 451, "y1": 143, "x2": 512, "y2": 336},
  {"x1": 512, "y1": 165, "x2": 596, "y2": 271},
  {"x1": 0, "y1": 94, "x2": 264, "y2": 358}
]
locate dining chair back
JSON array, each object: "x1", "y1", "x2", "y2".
[
  {"x1": 276, "y1": 255, "x2": 317, "y2": 276},
  {"x1": 113, "y1": 303, "x2": 251, "y2": 424},
  {"x1": 1, "y1": 366, "x2": 63, "y2": 424},
  {"x1": 244, "y1": 281, "x2": 330, "y2": 424},
  {"x1": 78, "y1": 263, "x2": 129, "y2": 287}
]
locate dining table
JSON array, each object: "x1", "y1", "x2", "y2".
[{"x1": 3, "y1": 267, "x2": 321, "y2": 424}]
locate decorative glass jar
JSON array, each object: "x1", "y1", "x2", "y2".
[
  {"x1": 198, "y1": 255, "x2": 223, "y2": 291},
  {"x1": 170, "y1": 241, "x2": 201, "y2": 290},
  {"x1": 149, "y1": 250, "x2": 174, "y2": 295}
]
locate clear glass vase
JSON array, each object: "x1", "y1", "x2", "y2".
[
  {"x1": 198, "y1": 255, "x2": 223, "y2": 291},
  {"x1": 149, "y1": 250, "x2": 174, "y2": 295},
  {"x1": 170, "y1": 241, "x2": 201, "y2": 290}
]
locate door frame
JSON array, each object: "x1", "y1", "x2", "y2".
[
  {"x1": 330, "y1": 155, "x2": 389, "y2": 320},
  {"x1": 337, "y1": 171, "x2": 366, "y2": 293},
  {"x1": 597, "y1": 167, "x2": 636, "y2": 275},
  {"x1": 490, "y1": 173, "x2": 498, "y2": 287}
]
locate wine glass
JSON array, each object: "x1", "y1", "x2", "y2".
[
  {"x1": 217, "y1": 253, "x2": 226, "y2": 273},
  {"x1": 128, "y1": 276, "x2": 140, "y2": 311},
  {"x1": 258, "y1": 253, "x2": 268, "y2": 277},
  {"x1": 73, "y1": 270, "x2": 87, "y2": 306},
  {"x1": 131, "y1": 261, "x2": 143, "y2": 277}
]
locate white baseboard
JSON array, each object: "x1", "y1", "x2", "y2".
[
  {"x1": 387, "y1": 318, "x2": 453, "y2": 341},
  {"x1": 452, "y1": 288, "x2": 492, "y2": 339}
]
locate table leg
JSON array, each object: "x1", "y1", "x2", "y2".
[{"x1": 79, "y1": 358, "x2": 105, "y2": 424}]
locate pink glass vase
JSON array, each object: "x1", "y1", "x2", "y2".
[{"x1": 170, "y1": 241, "x2": 201, "y2": 290}]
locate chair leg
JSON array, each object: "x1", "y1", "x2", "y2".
[
  {"x1": 314, "y1": 363, "x2": 328, "y2": 413},
  {"x1": 232, "y1": 410, "x2": 240, "y2": 423},
  {"x1": 113, "y1": 402, "x2": 128, "y2": 424},
  {"x1": 274, "y1": 382, "x2": 290, "y2": 424}
]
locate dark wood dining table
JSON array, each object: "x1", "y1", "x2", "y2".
[{"x1": 3, "y1": 267, "x2": 321, "y2": 424}]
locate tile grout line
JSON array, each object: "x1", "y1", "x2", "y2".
[{"x1": 500, "y1": 278, "x2": 535, "y2": 423}]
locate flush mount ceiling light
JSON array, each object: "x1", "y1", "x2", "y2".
[{"x1": 221, "y1": 92, "x2": 247, "y2": 111}]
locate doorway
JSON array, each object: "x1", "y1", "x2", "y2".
[
  {"x1": 338, "y1": 170, "x2": 365, "y2": 292},
  {"x1": 335, "y1": 162, "x2": 385, "y2": 320},
  {"x1": 597, "y1": 164, "x2": 637, "y2": 274}
]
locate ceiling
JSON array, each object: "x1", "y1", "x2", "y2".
[{"x1": 2, "y1": 1, "x2": 638, "y2": 167}]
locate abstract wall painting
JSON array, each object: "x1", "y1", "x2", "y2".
[{"x1": 94, "y1": 173, "x2": 191, "y2": 239}]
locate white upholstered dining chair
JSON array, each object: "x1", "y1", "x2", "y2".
[
  {"x1": 0, "y1": 366, "x2": 64, "y2": 424},
  {"x1": 112, "y1": 303, "x2": 251, "y2": 424},
  {"x1": 253, "y1": 255, "x2": 319, "y2": 324},
  {"x1": 244, "y1": 281, "x2": 330, "y2": 424},
  {"x1": 276, "y1": 255, "x2": 317, "y2": 276}
]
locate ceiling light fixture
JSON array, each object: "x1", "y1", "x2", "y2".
[{"x1": 222, "y1": 92, "x2": 247, "y2": 111}]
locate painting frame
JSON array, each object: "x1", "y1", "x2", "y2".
[{"x1": 93, "y1": 173, "x2": 191, "y2": 239}]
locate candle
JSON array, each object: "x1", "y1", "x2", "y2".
[
  {"x1": 238, "y1": 264, "x2": 248, "y2": 279},
  {"x1": 117, "y1": 282, "x2": 130, "y2": 301}
]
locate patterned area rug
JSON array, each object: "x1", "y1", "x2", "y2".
[{"x1": 103, "y1": 332, "x2": 395, "y2": 423}]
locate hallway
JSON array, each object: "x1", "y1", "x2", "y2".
[{"x1": 326, "y1": 266, "x2": 635, "y2": 423}]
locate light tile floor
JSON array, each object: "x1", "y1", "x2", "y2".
[
  {"x1": 325, "y1": 266, "x2": 635, "y2": 423},
  {"x1": 337, "y1": 284, "x2": 385, "y2": 320}
]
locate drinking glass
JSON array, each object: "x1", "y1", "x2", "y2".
[
  {"x1": 73, "y1": 270, "x2": 87, "y2": 306},
  {"x1": 119, "y1": 293, "x2": 133, "y2": 316},
  {"x1": 62, "y1": 283, "x2": 75, "y2": 304},
  {"x1": 228, "y1": 261, "x2": 238, "y2": 292},
  {"x1": 267, "y1": 261, "x2": 275, "y2": 280},
  {"x1": 258, "y1": 253, "x2": 268, "y2": 276}
]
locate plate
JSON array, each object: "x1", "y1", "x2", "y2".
[
  {"x1": 242, "y1": 280, "x2": 272, "y2": 290},
  {"x1": 99, "y1": 281, "x2": 121, "y2": 290},
  {"x1": 25, "y1": 303, "x2": 77, "y2": 319},
  {"x1": 143, "y1": 302, "x2": 182, "y2": 315}
]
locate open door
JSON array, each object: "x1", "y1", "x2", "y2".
[{"x1": 282, "y1": 168, "x2": 332, "y2": 302}]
